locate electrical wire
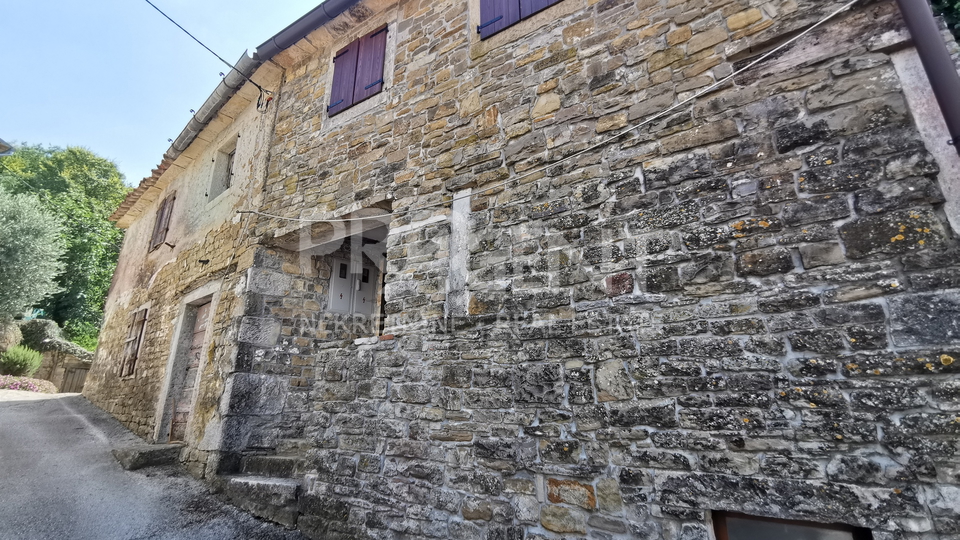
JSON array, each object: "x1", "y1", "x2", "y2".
[
  {"x1": 142, "y1": 0, "x2": 274, "y2": 111},
  {"x1": 239, "y1": 0, "x2": 862, "y2": 226}
]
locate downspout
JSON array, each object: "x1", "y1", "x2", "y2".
[{"x1": 895, "y1": 0, "x2": 960, "y2": 156}]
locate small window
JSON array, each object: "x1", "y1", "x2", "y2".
[
  {"x1": 328, "y1": 25, "x2": 388, "y2": 116},
  {"x1": 209, "y1": 146, "x2": 235, "y2": 200},
  {"x1": 120, "y1": 309, "x2": 148, "y2": 377},
  {"x1": 714, "y1": 512, "x2": 873, "y2": 540},
  {"x1": 478, "y1": 0, "x2": 562, "y2": 39},
  {"x1": 149, "y1": 193, "x2": 176, "y2": 252}
]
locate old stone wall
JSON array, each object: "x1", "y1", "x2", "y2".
[
  {"x1": 84, "y1": 88, "x2": 278, "y2": 476},
  {"x1": 229, "y1": 0, "x2": 960, "y2": 538}
]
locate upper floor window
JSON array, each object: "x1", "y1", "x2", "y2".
[
  {"x1": 208, "y1": 142, "x2": 235, "y2": 201},
  {"x1": 477, "y1": 0, "x2": 562, "y2": 39},
  {"x1": 328, "y1": 25, "x2": 388, "y2": 117},
  {"x1": 149, "y1": 193, "x2": 176, "y2": 252}
]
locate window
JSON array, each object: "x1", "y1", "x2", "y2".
[
  {"x1": 714, "y1": 512, "x2": 873, "y2": 540},
  {"x1": 208, "y1": 144, "x2": 235, "y2": 200},
  {"x1": 149, "y1": 192, "x2": 176, "y2": 252},
  {"x1": 120, "y1": 309, "x2": 148, "y2": 377},
  {"x1": 328, "y1": 25, "x2": 388, "y2": 116},
  {"x1": 477, "y1": 0, "x2": 562, "y2": 39}
]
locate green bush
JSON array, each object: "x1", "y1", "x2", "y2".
[{"x1": 0, "y1": 345, "x2": 44, "y2": 377}]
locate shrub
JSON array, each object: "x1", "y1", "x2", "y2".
[
  {"x1": 0, "y1": 345, "x2": 43, "y2": 377},
  {"x1": 0, "y1": 375, "x2": 56, "y2": 393}
]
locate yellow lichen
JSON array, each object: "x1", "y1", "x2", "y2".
[
  {"x1": 891, "y1": 234, "x2": 905, "y2": 242},
  {"x1": 809, "y1": 402, "x2": 817, "y2": 408},
  {"x1": 835, "y1": 434, "x2": 844, "y2": 440},
  {"x1": 941, "y1": 354, "x2": 955, "y2": 366}
]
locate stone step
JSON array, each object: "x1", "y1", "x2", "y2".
[
  {"x1": 112, "y1": 443, "x2": 183, "y2": 471},
  {"x1": 223, "y1": 475, "x2": 300, "y2": 529},
  {"x1": 276, "y1": 438, "x2": 313, "y2": 455},
  {"x1": 241, "y1": 454, "x2": 306, "y2": 478}
]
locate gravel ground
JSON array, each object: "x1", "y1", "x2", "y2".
[{"x1": 0, "y1": 391, "x2": 306, "y2": 540}]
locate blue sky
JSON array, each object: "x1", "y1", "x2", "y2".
[{"x1": 1, "y1": 0, "x2": 321, "y2": 185}]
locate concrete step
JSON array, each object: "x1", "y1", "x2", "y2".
[
  {"x1": 223, "y1": 475, "x2": 300, "y2": 529},
  {"x1": 112, "y1": 443, "x2": 183, "y2": 471},
  {"x1": 241, "y1": 454, "x2": 306, "y2": 478}
]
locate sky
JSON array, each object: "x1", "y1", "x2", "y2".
[{"x1": 1, "y1": 0, "x2": 323, "y2": 185}]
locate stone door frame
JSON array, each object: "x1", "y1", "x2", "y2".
[{"x1": 152, "y1": 280, "x2": 222, "y2": 444}]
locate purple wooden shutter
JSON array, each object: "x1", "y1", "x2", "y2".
[
  {"x1": 329, "y1": 42, "x2": 359, "y2": 116},
  {"x1": 478, "y1": 0, "x2": 521, "y2": 39},
  {"x1": 520, "y1": 0, "x2": 561, "y2": 18},
  {"x1": 353, "y1": 26, "x2": 388, "y2": 104}
]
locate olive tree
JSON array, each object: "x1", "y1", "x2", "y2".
[{"x1": 0, "y1": 189, "x2": 65, "y2": 320}]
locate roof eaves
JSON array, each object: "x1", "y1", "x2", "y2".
[{"x1": 111, "y1": 0, "x2": 362, "y2": 224}]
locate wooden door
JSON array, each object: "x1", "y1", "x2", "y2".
[{"x1": 169, "y1": 302, "x2": 210, "y2": 442}]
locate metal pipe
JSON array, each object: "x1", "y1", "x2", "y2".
[
  {"x1": 254, "y1": 0, "x2": 362, "y2": 61},
  {"x1": 896, "y1": 0, "x2": 960, "y2": 156}
]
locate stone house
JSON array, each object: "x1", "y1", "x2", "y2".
[{"x1": 85, "y1": 0, "x2": 960, "y2": 538}]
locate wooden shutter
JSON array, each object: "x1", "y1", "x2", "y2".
[
  {"x1": 353, "y1": 26, "x2": 388, "y2": 104},
  {"x1": 478, "y1": 0, "x2": 521, "y2": 39},
  {"x1": 520, "y1": 0, "x2": 561, "y2": 18},
  {"x1": 149, "y1": 193, "x2": 176, "y2": 252},
  {"x1": 328, "y1": 43, "x2": 359, "y2": 117},
  {"x1": 121, "y1": 309, "x2": 147, "y2": 377}
]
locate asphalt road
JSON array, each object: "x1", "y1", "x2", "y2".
[{"x1": 0, "y1": 390, "x2": 305, "y2": 540}]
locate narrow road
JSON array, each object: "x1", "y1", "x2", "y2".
[{"x1": 0, "y1": 391, "x2": 305, "y2": 540}]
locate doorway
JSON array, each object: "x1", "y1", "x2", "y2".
[{"x1": 168, "y1": 301, "x2": 211, "y2": 443}]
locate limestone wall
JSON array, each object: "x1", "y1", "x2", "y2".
[
  {"x1": 84, "y1": 81, "x2": 279, "y2": 476},
  {"x1": 231, "y1": 0, "x2": 960, "y2": 538}
]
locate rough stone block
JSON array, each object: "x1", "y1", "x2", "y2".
[
  {"x1": 541, "y1": 505, "x2": 587, "y2": 534},
  {"x1": 783, "y1": 195, "x2": 850, "y2": 226},
  {"x1": 237, "y1": 317, "x2": 281, "y2": 347},
  {"x1": 889, "y1": 292, "x2": 960, "y2": 347},
  {"x1": 225, "y1": 476, "x2": 299, "y2": 529},
  {"x1": 246, "y1": 269, "x2": 294, "y2": 296},
  {"x1": 736, "y1": 247, "x2": 795, "y2": 276},
  {"x1": 799, "y1": 242, "x2": 846, "y2": 268},
  {"x1": 547, "y1": 478, "x2": 596, "y2": 509},
  {"x1": 840, "y1": 209, "x2": 946, "y2": 259},
  {"x1": 113, "y1": 443, "x2": 183, "y2": 470},
  {"x1": 226, "y1": 373, "x2": 288, "y2": 415},
  {"x1": 799, "y1": 161, "x2": 883, "y2": 193}
]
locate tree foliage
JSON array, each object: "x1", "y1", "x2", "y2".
[
  {"x1": 933, "y1": 0, "x2": 960, "y2": 38},
  {"x1": 0, "y1": 189, "x2": 65, "y2": 320},
  {"x1": 0, "y1": 145, "x2": 130, "y2": 348}
]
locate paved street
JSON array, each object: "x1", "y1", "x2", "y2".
[{"x1": 0, "y1": 391, "x2": 305, "y2": 540}]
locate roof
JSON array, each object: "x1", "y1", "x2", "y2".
[{"x1": 110, "y1": 0, "x2": 363, "y2": 224}]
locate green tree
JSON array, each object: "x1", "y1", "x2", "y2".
[
  {"x1": 933, "y1": 0, "x2": 960, "y2": 38},
  {"x1": 0, "y1": 189, "x2": 65, "y2": 320},
  {"x1": 0, "y1": 145, "x2": 130, "y2": 349}
]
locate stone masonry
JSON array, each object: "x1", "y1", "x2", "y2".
[{"x1": 88, "y1": 0, "x2": 960, "y2": 538}]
